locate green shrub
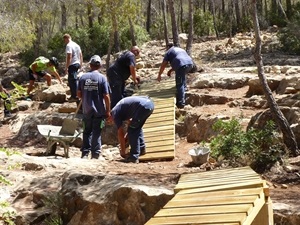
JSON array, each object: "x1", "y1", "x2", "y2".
[
  {"x1": 210, "y1": 118, "x2": 287, "y2": 172},
  {"x1": 193, "y1": 9, "x2": 214, "y2": 36},
  {"x1": 277, "y1": 3, "x2": 300, "y2": 55}
]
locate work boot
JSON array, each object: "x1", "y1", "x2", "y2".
[
  {"x1": 140, "y1": 147, "x2": 146, "y2": 156},
  {"x1": 123, "y1": 156, "x2": 139, "y2": 164}
]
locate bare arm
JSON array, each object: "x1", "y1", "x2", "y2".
[
  {"x1": 65, "y1": 53, "x2": 72, "y2": 74},
  {"x1": 103, "y1": 93, "x2": 111, "y2": 119},
  {"x1": 117, "y1": 127, "x2": 127, "y2": 157},
  {"x1": 77, "y1": 90, "x2": 82, "y2": 99},
  {"x1": 129, "y1": 65, "x2": 138, "y2": 84},
  {"x1": 157, "y1": 61, "x2": 168, "y2": 82},
  {"x1": 51, "y1": 71, "x2": 62, "y2": 84}
]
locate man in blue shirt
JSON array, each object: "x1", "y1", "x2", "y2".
[
  {"x1": 111, "y1": 96, "x2": 154, "y2": 163},
  {"x1": 157, "y1": 43, "x2": 193, "y2": 108},
  {"x1": 77, "y1": 55, "x2": 111, "y2": 159},
  {"x1": 107, "y1": 46, "x2": 141, "y2": 109}
]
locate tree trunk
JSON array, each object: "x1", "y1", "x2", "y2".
[
  {"x1": 168, "y1": 0, "x2": 179, "y2": 47},
  {"x1": 210, "y1": 0, "x2": 219, "y2": 38},
  {"x1": 106, "y1": 29, "x2": 115, "y2": 70},
  {"x1": 60, "y1": 1, "x2": 66, "y2": 30},
  {"x1": 162, "y1": 0, "x2": 169, "y2": 46},
  {"x1": 112, "y1": 14, "x2": 120, "y2": 52},
  {"x1": 180, "y1": 0, "x2": 184, "y2": 33},
  {"x1": 234, "y1": 0, "x2": 241, "y2": 31},
  {"x1": 286, "y1": 0, "x2": 292, "y2": 19},
  {"x1": 251, "y1": 0, "x2": 299, "y2": 156},
  {"x1": 146, "y1": 0, "x2": 151, "y2": 33},
  {"x1": 186, "y1": 0, "x2": 194, "y2": 55},
  {"x1": 87, "y1": 1, "x2": 93, "y2": 28},
  {"x1": 129, "y1": 18, "x2": 137, "y2": 46}
]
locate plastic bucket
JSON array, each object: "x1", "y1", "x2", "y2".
[{"x1": 188, "y1": 147, "x2": 210, "y2": 165}]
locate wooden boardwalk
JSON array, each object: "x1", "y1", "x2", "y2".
[
  {"x1": 145, "y1": 167, "x2": 273, "y2": 225},
  {"x1": 135, "y1": 79, "x2": 176, "y2": 161}
]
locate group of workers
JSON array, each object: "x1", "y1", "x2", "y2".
[{"x1": 0, "y1": 34, "x2": 194, "y2": 163}]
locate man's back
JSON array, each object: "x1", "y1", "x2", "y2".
[
  {"x1": 111, "y1": 51, "x2": 136, "y2": 80},
  {"x1": 79, "y1": 71, "x2": 109, "y2": 117},
  {"x1": 66, "y1": 41, "x2": 81, "y2": 65},
  {"x1": 164, "y1": 47, "x2": 193, "y2": 70}
]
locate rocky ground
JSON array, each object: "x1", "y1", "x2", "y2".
[{"x1": 1, "y1": 30, "x2": 300, "y2": 224}]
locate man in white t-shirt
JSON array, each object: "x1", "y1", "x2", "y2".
[{"x1": 63, "y1": 33, "x2": 83, "y2": 102}]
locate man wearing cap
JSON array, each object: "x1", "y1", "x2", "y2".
[
  {"x1": 63, "y1": 33, "x2": 83, "y2": 102},
  {"x1": 107, "y1": 46, "x2": 141, "y2": 109},
  {"x1": 157, "y1": 43, "x2": 193, "y2": 109},
  {"x1": 111, "y1": 96, "x2": 154, "y2": 163},
  {"x1": 77, "y1": 55, "x2": 111, "y2": 159}
]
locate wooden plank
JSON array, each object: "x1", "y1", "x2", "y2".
[
  {"x1": 179, "y1": 167, "x2": 255, "y2": 176},
  {"x1": 148, "y1": 111, "x2": 174, "y2": 118},
  {"x1": 155, "y1": 204, "x2": 253, "y2": 217},
  {"x1": 144, "y1": 130, "x2": 174, "y2": 138},
  {"x1": 152, "y1": 107, "x2": 175, "y2": 113},
  {"x1": 143, "y1": 145, "x2": 174, "y2": 153},
  {"x1": 240, "y1": 191, "x2": 266, "y2": 225},
  {"x1": 175, "y1": 180, "x2": 265, "y2": 194},
  {"x1": 144, "y1": 120, "x2": 174, "y2": 128},
  {"x1": 177, "y1": 174, "x2": 261, "y2": 185},
  {"x1": 146, "y1": 117, "x2": 174, "y2": 123},
  {"x1": 178, "y1": 172, "x2": 260, "y2": 183},
  {"x1": 145, "y1": 135, "x2": 174, "y2": 142},
  {"x1": 179, "y1": 168, "x2": 258, "y2": 180},
  {"x1": 143, "y1": 125, "x2": 174, "y2": 132},
  {"x1": 139, "y1": 151, "x2": 174, "y2": 161},
  {"x1": 176, "y1": 177, "x2": 262, "y2": 191},
  {"x1": 164, "y1": 195, "x2": 258, "y2": 208},
  {"x1": 173, "y1": 188, "x2": 263, "y2": 201},
  {"x1": 146, "y1": 140, "x2": 174, "y2": 148},
  {"x1": 145, "y1": 213, "x2": 246, "y2": 225},
  {"x1": 179, "y1": 167, "x2": 256, "y2": 180},
  {"x1": 175, "y1": 178, "x2": 263, "y2": 190}
]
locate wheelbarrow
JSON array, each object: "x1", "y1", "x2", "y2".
[{"x1": 37, "y1": 124, "x2": 81, "y2": 158}]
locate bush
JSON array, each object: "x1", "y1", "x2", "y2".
[
  {"x1": 193, "y1": 9, "x2": 214, "y2": 36},
  {"x1": 210, "y1": 118, "x2": 287, "y2": 172},
  {"x1": 277, "y1": 3, "x2": 300, "y2": 55}
]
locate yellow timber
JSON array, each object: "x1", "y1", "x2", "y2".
[
  {"x1": 135, "y1": 79, "x2": 176, "y2": 161},
  {"x1": 145, "y1": 166, "x2": 274, "y2": 225}
]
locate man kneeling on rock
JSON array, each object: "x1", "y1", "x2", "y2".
[{"x1": 110, "y1": 96, "x2": 154, "y2": 163}]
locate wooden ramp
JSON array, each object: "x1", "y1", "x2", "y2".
[
  {"x1": 145, "y1": 166, "x2": 274, "y2": 225},
  {"x1": 136, "y1": 79, "x2": 176, "y2": 161}
]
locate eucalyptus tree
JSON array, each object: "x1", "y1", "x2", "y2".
[
  {"x1": 0, "y1": 13, "x2": 35, "y2": 53},
  {"x1": 251, "y1": 0, "x2": 299, "y2": 157},
  {"x1": 94, "y1": 0, "x2": 142, "y2": 68},
  {"x1": 168, "y1": 0, "x2": 179, "y2": 46},
  {"x1": 186, "y1": 0, "x2": 194, "y2": 55}
]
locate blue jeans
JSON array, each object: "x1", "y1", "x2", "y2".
[
  {"x1": 128, "y1": 100, "x2": 154, "y2": 159},
  {"x1": 175, "y1": 64, "x2": 193, "y2": 108},
  {"x1": 81, "y1": 116, "x2": 105, "y2": 157},
  {"x1": 68, "y1": 63, "x2": 80, "y2": 98}
]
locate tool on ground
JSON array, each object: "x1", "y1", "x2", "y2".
[{"x1": 59, "y1": 100, "x2": 82, "y2": 135}]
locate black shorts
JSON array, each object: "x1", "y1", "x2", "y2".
[{"x1": 28, "y1": 68, "x2": 47, "y2": 81}]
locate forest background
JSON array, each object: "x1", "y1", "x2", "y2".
[{"x1": 1, "y1": 0, "x2": 300, "y2": 67}]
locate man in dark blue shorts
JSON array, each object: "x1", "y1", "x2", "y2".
[
  {"x1": 157, "y1": 43, "x2": 193, "y2": 109},
  {"x1": 111, "y1": 96, "x2": 154, "y2": 163},
  {"x1": 107, "y1": 46, "x2": 141, "y2": 109},
  {"x1": 77, "y1": 55, "x2": 111, "y2": 159}
]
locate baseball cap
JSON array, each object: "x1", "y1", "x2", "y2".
[{"x1": 89, "y1": 55, "x2": 101, "y2": 65}]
